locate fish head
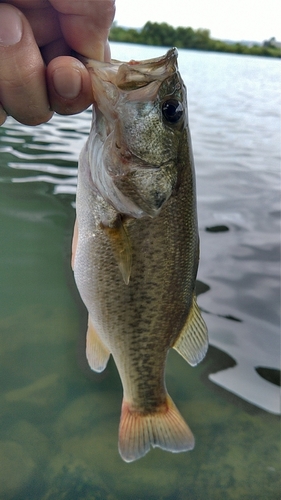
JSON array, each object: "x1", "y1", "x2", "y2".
[{"x1": 84, "y1": 48, "x2": 190, "y2": 218}]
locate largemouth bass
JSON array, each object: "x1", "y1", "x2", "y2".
[{"x1": 72, "y1": 48, "x2": 208, "y2": 462}]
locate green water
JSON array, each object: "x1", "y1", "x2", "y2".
[
  {"x1": 1, "y1": 43, "x2": 281, "y2": 498},
  {"x1": 0, "y1": 156, "x2": 280, "y2": 500}
]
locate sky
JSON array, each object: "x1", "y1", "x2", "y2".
[{"x1": 114, "y1": 0, "x2": 281, "y2": 43}]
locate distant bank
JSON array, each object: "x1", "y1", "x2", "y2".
[{"x1": 109, "y1": 22, "x2": 281, "y2": 58}]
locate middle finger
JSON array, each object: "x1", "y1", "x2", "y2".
[{"x1": 20, "y1": 5, "x2": 62, "y2": 47}]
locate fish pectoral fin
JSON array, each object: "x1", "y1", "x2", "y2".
[
  {"x1": 102, "y1": 218, "x2": 132, "y2": 285},
  {"x1": 118, "y1": 395, "x2": 194, "y2": 463},
  {"x1": 86, "y1": 317, "x2": 110, "y2": 373},
  {"x1": 173, "y1": 294, "x2": 208, "y2": 366}
]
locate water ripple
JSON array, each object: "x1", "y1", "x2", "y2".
[{"x1": 0, "y1": 48, "x2": 280, "y2": 415}]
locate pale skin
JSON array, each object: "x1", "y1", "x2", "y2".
[{"x1": 0, "y1": 0, "x2": 116, "y2": 126}]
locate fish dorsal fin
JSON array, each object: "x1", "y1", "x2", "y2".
[
  {"x1": 102, "y1": 218, "x2": 132, "y2": 285},
  {"x1": 86, "y1": 317, "x2": 110, "y2": 373},
  {"x1": 173, "y1": 294, "x2": 208, "y2": 366}
]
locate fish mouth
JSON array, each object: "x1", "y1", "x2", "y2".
[
  {"x1": 75, "y1": 48, "x2": 179, "y2": 102},
  {"x1": 75, "y1": 47, "x2": 177, "y2": 66}
]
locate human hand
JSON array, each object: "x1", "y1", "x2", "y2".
[{"x1": 0, "y1": 0, "x2": 115, "y2": 126}]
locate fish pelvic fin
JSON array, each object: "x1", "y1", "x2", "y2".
[
  {"x1": 102, "y1": 217, "x2": 132, "y2": 285},
  {"x1": 118, "y1": 395, "x2": 194, "y2": 463},
  {"x1": 173, "y1": 293, "x2": 208, "y2": 366},
  {"x1": 86, "y1": 317, "x2": 110, "y2": 373}
]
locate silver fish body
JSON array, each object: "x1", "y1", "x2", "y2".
[{"x1": 72, "y1": 49, "x2": 208, "y2": 462}]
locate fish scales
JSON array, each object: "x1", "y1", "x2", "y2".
[{"x1": 73, "y1": 48, "x2": 208, "y2": 462}]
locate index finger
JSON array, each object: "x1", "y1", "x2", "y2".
[{"x1": 49, "y1": 0, "x2": 115, "y2": 61}]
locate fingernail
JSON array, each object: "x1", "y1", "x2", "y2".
[
  {"x1": 53, "y1": 67, "x2": 82, "y2": 100},
  {"x1": 0, "y1": 5, "x2": 23, "y2": 46}
]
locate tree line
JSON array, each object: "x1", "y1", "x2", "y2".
[{"x1": 109, "y1": 22, "x2": 281, "y2": 58}]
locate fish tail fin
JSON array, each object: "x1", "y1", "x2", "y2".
[{"x1": 118, "y1": 395, "x2": 194, "y2": 463}]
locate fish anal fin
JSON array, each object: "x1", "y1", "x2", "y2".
[
  {"x1": 86, "y1": 317, "x2": 110, "y2": 373},
  {"x1": 118, "y1": 395, "x2": 194, "y2": 463},
  {"x1": 173, "y1": 294, "x2": 208, "y2": 366},
  {"x1": 102, "y1": 218, "x2": 132, "y2": 285}
]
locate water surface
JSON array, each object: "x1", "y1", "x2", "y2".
[{"x1": 0, "y1": 43, "x2": 280, "y2": 499}]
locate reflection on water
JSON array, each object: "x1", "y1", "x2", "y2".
[
  {"x1": 0, "y1": 111, "x2": 90, "y2": 197},
  {"x1": 0, "y1": 44, "x2": 280, "y2": 498}
]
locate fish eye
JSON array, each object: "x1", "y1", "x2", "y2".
[{"x1": 162, "y1": 99, "x2": 184, "y2": 124}]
